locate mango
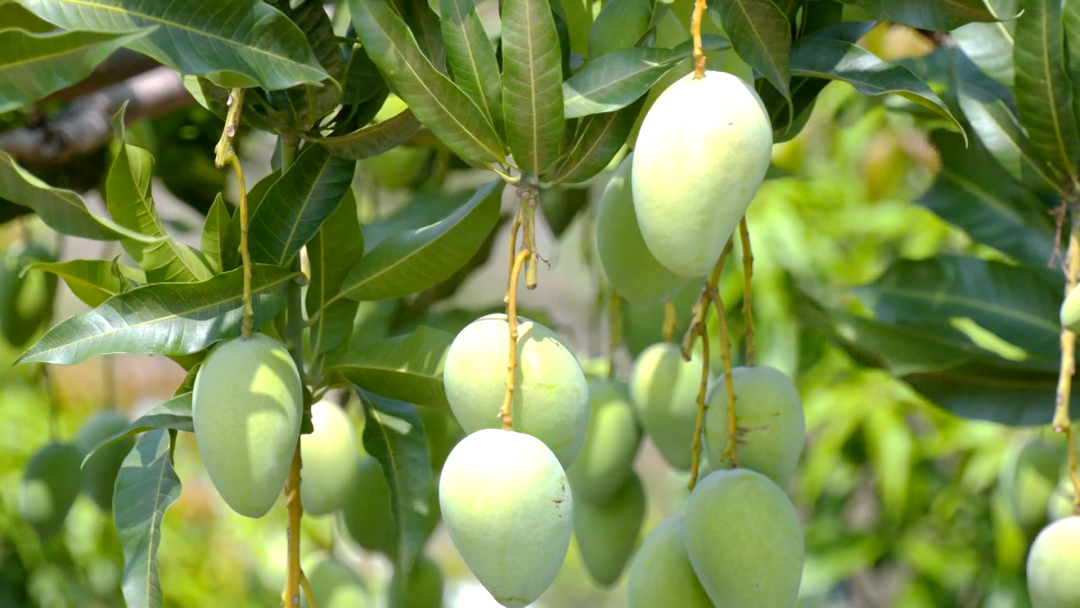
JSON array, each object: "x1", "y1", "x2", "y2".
[
  {"x1": 632, "y1": 70, "x2": 773, "y2": 277},
  {"x1": 389, "y1": 556, "x2": 444, "y2": 608},
  {"x1": 301, "y1": 558, "x2": 369, "y2": 608},
  {"x1": 75, "y1": 410, "x2": 134, "y2": 511},
  {"x1": 19, "y1": 443, "x2": 82, "y2": 540},
  {"x1": 574, "y1": 472, "x2": 646, "y2": 587},
  {"x1": 999, "y1": 437, "x2": 1066, "y2": 533},
  {"x1": 301, "y1": 400, "x2": 360, "y2": 516},
  {"x1": 596, "y1": 154, "x2": 690, "y2": 308},
  {"x1": 1048, "y1": 476, "x2": 1077, "y2": 522},
  {"x1": 704, "y1": 366, "x2": 806, "y2": 489},
  {"x1": 443, "y1": 314, "x2": 589, "y2": 467},
  {"x1": 628, "y1": 343, "x2": 710, "y2": 471},
  {"x1": 1027, "y1": 516, "x2": 1080, "y2": 607},
  {"x1": 418, "y1": 406, "x2": 465, "y2": 472},
  {"x1": 342, "y1": 457, "x2": 396, "y2": 557},
  {"x1": 1062, "y1": 286, "x2": 1080, "y2": 333},
  {"x1": 439, "y1": 429, "x2": 572, "y2": 608},
  {"x1": 192, "y1": 333, "x2": 303, "y2": 518},
  {"x1": 567, "y1": 379, "x2": 642, "y2": 505},
  {"x1": 683, "y1": 468, "x2": 804, "y2": 608},
  {"x1": 626, "y1": 516, "x2": 713, "y2": 608}
]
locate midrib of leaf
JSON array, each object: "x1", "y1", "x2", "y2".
[
  {"x1": 564, "y1": 54, "x2": 679, "y2": 106},
  {"x1": 555, "y1": 113, "x2": 618, "y2": 177},
  {"x1": 142, "y1": 452, "x2": 170, "y2": 603},
  {"x1": 873, "y1": 284, "x2": 1058, "y2": 334},
  {"x1": 368, "y1": 406, "x2": 407, "y2": 560},
  {"x1": 1035, "y1": 4, "x2": 1077, "y2": 177},
  {"x1": 277, "y1": 161, "x2": 331, "y2": 267},
  {"x1": 963, "y1": 98, "x2": 1067, "y2": 195},
  {"x1": 444, "y1": 1, "x2": 495, "y2": 121},
  {"x1": 939, "y1": 171, "x2": 1029, "y2": 224},
  {"x1": 732, "y1": 0, "x2": 785, "y2": 84},
  {"x1": 941, "y1": 0, "x2": 992, "y2": 19},
  {"x1": 120, "y1": 154, "x2": 205, "y2": 279},
  {"x1": 523, "y1": 4, "x2": 540, "y2": 173}
]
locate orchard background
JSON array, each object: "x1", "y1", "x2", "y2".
[{"x1": 0, "y1": 0, "x2": 1078, "y2": 607}]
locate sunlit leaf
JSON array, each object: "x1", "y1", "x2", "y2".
[
  {"x1": 28, "y1": 259, "x2": 146, "y2": 308},
  {"x1": 710, "y1": 0, "x2": 791, "y2": 98},
  {"x1": 329, "y1": 326, "x2": 454, "y2": 409},
  {"x1": 440, "y1": 0, "x2": 503, "y2": 135}
]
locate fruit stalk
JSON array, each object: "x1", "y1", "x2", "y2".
[
  {"x1": 691, "y1": 0, "x2": 707, "y2": 79},
  {"x1": 518, "y1": 182, "x2": 540, "y2": 289},
  {"x1": 506, "y1": 208, "x2": 522, "y2": 301},
  {"x1": 738, "y1": 218, "x2": 755, "y2": 366},
  {"x1": 607, "y1": 293, "x2": 623, "y2": 379},
  {"x1": 688, "y1": 322, "x2": 710, "y2": 489},
  {"x1": 663, "y1": 301, "x2": 677, "y2": 343},
  {"x1": 500, "y1": 249, "x2": 532, "y2": 429},
  {"x1": 1054, "y1": 204, "x2": 1080, "y2": 514},
  {"x1": 213, "y1": 89, "x2": 254, "y2": 339},
  {"x1": 299, "y1": 571, "x2": 316, "y2": 608},
  {"x1": 707, "y1": 289, "x2": 738, "y2": 471}
]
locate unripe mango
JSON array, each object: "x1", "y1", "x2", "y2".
[
  {"x1": 439, "y1": 429, "x2": 572, "y2": 608},
  {"x1": 1027, "y1": 516, "x2": 1080, "y2": 607},
  {"x1": 626, "y1": 516, "x2": 713, "y2": 608},
  {"x1": 301, "y1": 558, "x2": 369, "y2": 608},
  {"x1": 596, "y1": 154, "x2": 690, "y2": 308},
  {"x1": 999, "y1": 437, "x2": 1065, "y2": 533},
  {"x1": 192, "y1": 333, "x2": 303, "y2": 518},
  {"x1": 1062, "y1": 286, "x2": 1080, "y2": 333},
  {"x1": 632, "y1": 70, "x2": 773, "y2": 277},
  {"x1": 301, "y1": 400, "x2": 360, "y2": 516},
  {"x1": 443, "y1": 314, "x2": 589, "y2": 467},
  {"x1": 567, "y1": 379, "x2": 642, "y2": 505},
  {"x1": 342, "y1": 457, "x2": 396, "y2": 557},
  {"x1": 704, "y1": 366, "x2": 806, "y2": 489},
  {"x1": 628, "y1": 343, "x2": 710, "y2": 471},
  {"x1": 574, "y1": 472, "x2": 646, "y2": 587},
  {"x1": 19, "y1": 443, "x2": 82, "y2": 540},
  {"x1": 1048, "y1": 476, "x2": 1077, "y2": 522},
  {"x1": 75, "y1": 410, "x2": 134, "y2": 511},
  {"x1": 684, "y1": 469, "x2": 804, "y2": 608},
  {"x1": 389, "y1": 556, "x2": 444, "y2": 608}
]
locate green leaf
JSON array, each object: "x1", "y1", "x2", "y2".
[
  {"x1": 501, "y1": 0, "x2": 566, "y2": 178},
  {"x1": 587, "y1": 0, "x2": 653, "y2": 59},
  {"x1": 952, "y1": 18, "x2": 1015, "y2": 86},
  {"x1": 560, "y1": 0, "x2": 593, "y2": 56},
  {"x1": 349, "y1": 0, "x2": 505, "y2": 165},
  {"x1": 357, "y1": 388, "x2": 434, "y2": 575},
  {"x1": 0, "y1": 28, "x2": 152, "y2": 113},
  {"x1": 200, "y1": 194, "x2": 229, "y2": 274},
  {"x1": 841, "y1": 0, "x2": 997, "y2": 30},
  {"x1": 548, "y1": 96, "x2": 645, "y2": 184},
  {"x1": 330, "y1": 326, "x2": 454, "y2": 409},
  {"x1": 20, "y1": 0, "x2": 328, "y2": 90},
  {"x1": 337, "y1": 179, "x2": 503, "y2": 301},
  {"x1": 315, "y1": 110, "x2": 422, "y2": 160},
  {"x1": 82, "y1": 393, "x2": 193, "y2": 468},
  {"x1": 27, "y1": 259, "x2": 146, "y2": 308},
  {"x1": 710, "y1": 0, "x2": 791, "y2": 98},
  {"x1": 1065, "y1": 0, "x2": 1080, "y2": 131},
  {"x1": 114, "y1": 429, "x2": 180, "y2": 608},
  {"x1": 16, "y1": 265, "x2": 298, "y2": 365},
  {"x1": 248, "y1": 145, "x2": 355, "y2": 267},
  {"x1": 0, "y1": 2, "x2": 57, "y2": 32},
  {"x1": 361, "y1": 190, "x2": 476, "y2": 250},
  {"x1": 307, "y1": 191, "x2": 364, "y2": 359},
  {"x1": 223, "y1": 170, "x2": 280, "y2": 271},
  {"x1": 0, "y1": 151, "x2": 163, "y2": 242},
  {"x1": 439, "y1": 0, "x2": 504, "y2": 136},
  {"x1": 265, "y1": 0, "x2": 346, "y2": 128},
  {"x1": 905, "y1": 360, "x2": 1063, "y2": 426},
  {"x1": 396, "y1": 0, "x2": 446, "y2": 70},
  {"x1": 1012, "y1": 0, "x2": 1080, "y2": 179}
]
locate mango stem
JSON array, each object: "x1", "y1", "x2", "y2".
[
  {"x1": 1055, "y1": 204, "x2": 1080, "y2": 514},
  {"x1": 282, "y1": 446, "x2": 303, "y2": 607},
  {"x1": 688, "y1": 322, "x2": 710, "y2": 490},
  {"x1": 739, "y1": 217, "x2": 756, "y2": 366},
  {"x1": 691, "y1": 0, "x2": 707, "y2": 79},
  {"x1": 501, "y1": 249, "x2": 532, "y2": 430},
  {"x1": 214, "y1": 89, "x2": 253, "y2": 340},
  {"x1": 663, "y1": 301, "x2": 677, "y2": 343}
]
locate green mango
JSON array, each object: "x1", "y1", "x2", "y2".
[
  {"x1": 626, "y1": 516, "x2": 713, "y2": 608},
  {"x1": 439, "y1": 429, "x2": 572, "y2": 608},
  {"x1": 301, "y1": 400, "x2": 360, "y2": 516},
  {"x1": 632, "y1": 70, "x2": 772, "y2": 277},
  {"x1": 75, "y1": 410, "x2": 134, "y2": 511},
  {"x1": 683, "y1": 469, "x2": 804, "y2": 608},
  {"x1": 443, "y1": 314, "x2": 589, "y2": 467},
  {"x1": 567, "y1": 378, "x2": 642, "y2": 505},
  {"x1": 418, "y1": 406, "x2": 465, "y2": 472},
  {"x1": 0, "y1": 242, "x2": 57, "y2": 348},
  {"x1": 999, "y1": 437, "x2": 1065, "y2": 533},
  {"x1": 1048, "y1": 475, "x2": 1076, "y2": 522},
  {"x1": 704, "y1": 366, "x2": 806, "y2": 489},
  {"x1": 389, "y1": 556, "x2": 444, "y2": 608},
  {"x1": 192, "y1": 333, "x2": 303, "y2": 518},
  {"x1": 574, "y1": 472, "x2": 646, "y2": 587},
  {"x1": 341, "y1": 457, "x2": 396, "y2": 557},
  {"x1": 595, "y1": 154, "x2": 691, "y2": 309},
  {"x1": 19, "y1": 443, "x2": 82, "y2": 540},
  {"x1": 1061, "y1": 286, "x2": 1080, "y2": 333},
  {"x1": 301, "y1": 558, "x2": 369, "y2": 608},
  {"x1": 1027, "y1": 516, "x2": 1080, "y2": 607},
  {"x1": 628, "y1": 343, "x2": 710, "y2": 471}
]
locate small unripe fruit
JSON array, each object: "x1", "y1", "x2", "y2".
[
  {"x1": 574, "y1": 472, "x2": 646, "y2": 587},
  {"x1": 684, "y1": 469, "x2": 804, "y2": 608},
  {"x1": 443, "y1": 314, "x2": 589, "y2": 467},
  {"x1": 999, "y1": 437, "x2": 1064, "y2": 533},
  {"x1": 389, "y1": 556, "x2": 444, "y2": 608},
  {"x1": 301, "y1": 400, "x2": 360, "y2": 516},
  {"x1": 596, "y1": 154, "x2": 690, "y2": 308},
  {"x1": 19, "y1": 443, "x2": 82, "y2": 540},
  {"x1": 1062, "y1": 286, "x2": 1080, "y2": 333},
  {"x1": 632, "y1": 70, "x2": 772, "y2": 277},
  {"x1": 439, "y1": 429, "x2": 572, "y2": 608},
  {"x1": 301, "y1": 558, "x2": 369, "y2": 608},
  {"x1": 1027, "y1": 516, "x2": 1080, "y2": 607},
  {"x1": 567, "y1": 379, "x2": 642, "y2": 505},
  {"x1": 704, "y1": 366, "x2": 806, "y2": 489},
  {"x1": 628, "y1": 343, "x2": 709, "y2": 471},
  {"x1": 626, "y1": 516, "x2": 713, "y2": 608},
  {"x1": 192, "y1": 333, "x2": 303, "y2": 518},
  {"x1": 342, "y1": 458, "x2": 396, "y2": 557},
  {"x1": 75, "y1": 410, "x2": 134, "y2": 511}
]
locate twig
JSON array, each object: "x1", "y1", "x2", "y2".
[
  {"x1": 505, "y1": 208, "x2": 522, "y2": 303},
  {"x1": 708, "y1": 289, "x2": 738, "y2": 471},
  {"x1": 42, "y1": 49, "x2": 160, "y2": 104},
  {"x1": 691, "y1": 0, "x2": 708, "y2": 79},
  {"x1": 607, "y1": 293, "x2": 623, "y2": 379},
  {"x1": 663, "y1": 301, "x2": 677, "y2": 343},
  {"x1": 1054, "y1": 203, "x2": 1080, "y2": 514},
  {"x1": 214, "y1": 90, "x2": 254, "y2": 339},
  {"x1": 688, "y1": 322, "x2": 710, "y2": 489},
  {"x1": 517, "y1": 182, "x2": 540, "y2": 289},
  {"x1": 500, "y1": 249, "x2": 531, "y2": 429},
  {"x1": 739, "y1": 218, "x2": 756, "y2": 365},
  {"x1": 281, "y1": 446, "x2": 303, "y2": 607},
  {"x1": 300, "y1": 571, "x2": 317, "y2": 608}
]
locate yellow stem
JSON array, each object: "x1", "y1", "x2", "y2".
[
  {"x1": 708, "y1": 290, "x2": 738, "y2": 470},
  {"x1": 518, "y1": 183, "x2": 540, "y2": 289},
  {"x1": 300, "y1": 571, "x2": 316, "y2": 608},
  {"x1": 739, "y1": 218, "x2": 755, "y2": 366},
  {"x1": 506, "y1": 208, "x2": 522, "y2": 303},
  {"x1": 608, "y1": 293, "x2": 623, "y2": 379},
  {"x1": 663, "y1": 301, "x2": 677, "y2": 343},
  {"x1": 281, "y1": 445, "x2": 303, "y2": 607},
  {"x1": 691, "y1": 0, "x2": 707, "y2": 79},
  {"x1": 228, "y1": 156, "x2": 254, "y2": 340},
  {"x1": 500, "y1": 249, "x2": 531, "y2": 429},
  {"x1": 1055, "y1": 212, "x2": 1080, "y2": 513},
  {"x1": 688, "y1": 322, "x2": 711, "y2": 490}
]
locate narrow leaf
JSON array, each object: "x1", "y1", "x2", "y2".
[
  {"x1": 440, "y1": 0, "x2": 503, "y2": 135},
  {"x1": 587, "y1": 0, "x2": 653, "y2": 58},
  {"x1": 315, "y1": 110, "x2": 422, "y2": 160},
  {"x1": 28, "y1": 259, "x2": 146, "y2": 308},
  {"x1": 200, "y1": 194, "x2": 229, "y2": 274},
  {"x1": 711, "y1": 0, "x2": 791, "y2": 98},
  {"x1": 307, "y1": 191, "x2": 364, "y2": 359},
  {"x1": 549, "y1": 96, "x2": 646, "y2": 184},
  {"x1": 330, "y1": 327, "x2": 454, "y2": 409},
  {"x1": 844, "y1": 0, "x2": 998, "y2": 30},
  {"x1": 396, "y1": 0, "x2": 446, "y2": 70},
  {"x1": 952, "y1": 19, "x2": 1015, "y2": 86},
  {"x1": 82, "y1": 394, "x2": 193, "y2": 468}
]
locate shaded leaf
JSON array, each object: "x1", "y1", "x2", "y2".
[
  {"x1": 82, "y1": 394, "x2": 193, "y2": 468},
  {"x1": 28, "y1": 259, "x2": 146, "y2": 308},
  {"x1": 307, "y1": 191, "x2": 364, "y2": 359},
  {"x1": 224, "y1": 170, "x2": 280, "y2": 271},
  {"x1": 440, "y1": 0, "x2": 503, "y2": 135},
  {"x1": 841, "y1": 0, "x2": 998, "y2": 30},
  {"x1": 266, "y1": 0, "x2": 347, "y2": 127},
  {"x1": 906, "y1": 360, "x2": 1063, "y2": 426},
  {"x1": 587, "y1": 0, "x2": 653, "y2": 58},
  {"x1": 396, "y1": 0, "x2": 446, "y2": 70},
  {"x1": 200, "y1": 194, "x2": 229, "y2": 274},
  {"x1": 951, "y1": 19, "x2": 1015, "y2": 86},
  {"x1": 315, "y1": 110, "x2": 422, "y2": 160},
  {"x1": 361, "y1": 190, "x2": 476, "y2": 250},
  {"x1": 1065, "y1": 0, "x2": 1080, "y2": 130},
  {"x1": 0, "y1": 2, "x2": 57, "y2": 32},
  {"x1": 330, "y1": 326, "x2": 454, "y2": 409},
  {"x1": 549, "y1": 96, "x2": 645, "y2": 184},
  {"x1": 710, "y1": 0, "x2": 791, "y2": 98}
]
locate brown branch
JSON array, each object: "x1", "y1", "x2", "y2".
[{"x1": 42, "y1": 49, "x2": 161, "y2": 104}]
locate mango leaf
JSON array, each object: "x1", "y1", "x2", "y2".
[
  {"x1": 440, "y1": 0, "x2": 503, "y2": 135},
  {"x1": 548, "y1": 96, "x2": 645, "y2": 184},
  {"x1": 1013, "y1": 0, "x2": 1080, "y2": 180},
  {"x1": 710, "y1": 0, "x2": 791, "y2": 98},
  {"x1": 0, "y1": 151, "x2": 162, "y2": 242},
  {"x1": 357, "y1": 387, "x2": 433, "y2": 575},
  {"x1": 905, "y1": 359, "x2": 1063, "y2": 426},
  {"x1": 314, "y1": 110, "x2": 422, "y2": 160},
  {"x1": 349, "y1": 0, "x2": 505, "y2": 165},
  {"x1": 501, "y1": 0, "x2": 566, "y2": 177},
  {"x1": 362, "y1": 190, "x2": 475, "y2": 250},
  {"x1": 330, "y1": 326, "x2": 454, "y2": 409},
  {"x1": 952, "y1": 18, "x2": 1015, "y2": 86},
  {"x1": 561, "y1": 0, "x2": 593, "y2": 55},
  {"x1": 587, "y1": 0, "x2": 653, "y2": 58},
  {"x1": 19, "y1": 0, "x2": 328, "y2": 90},
  {"x1": 16, "y1": 265, "x2": 299, "y2": 365},
  {"x1": 114, "y1": 429, "x2": 180, "y2": 608},
  {"x1": 307, "y1": 191, "x2": 364, "y2": 359},
  {"x1": 840, "y1": 0, "x2": 998, "y2": 30},
  {"x1": 248, "y1": 145, "x2": 355, "y2": 267},
  {"x1": 28, "y1": 259, "x2": 146, "y2": 308},
  {"x1": 0, "y1": 2, "x2": 56, "y2": 32},
  {"x1": 338, "y1": 179, "x2": 503, "y2": 301},
  {"x1": 1065, "y1": 0, "x2": 1080, "y2": 130},
  {"x1": 200, "y1": 194, "x2": 229, "y2": 274},
  {"x1": 0, "y1": 28, "x2": 152, "y2": 113},
  {"x1": 267, "y1": 0, "x2": 346, "y2": 128},
  {"x1": 396, "y1": 0, "x2": 446, "y2": 70},
  {"x1": 82, "y1": 393, "x2": 193, "y2": 468}
]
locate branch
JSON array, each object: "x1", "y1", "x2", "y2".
[{"x1": 42, "y1": 49, "x2": 161, "y2": 104}]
